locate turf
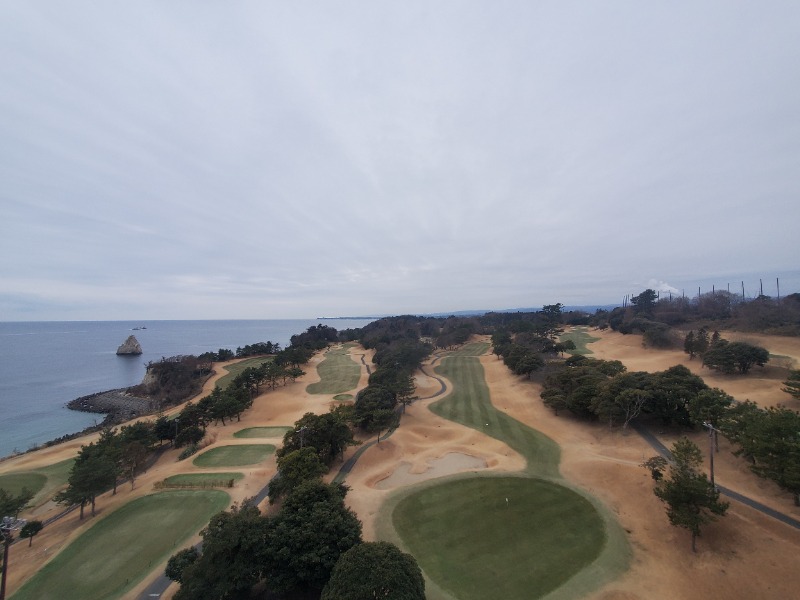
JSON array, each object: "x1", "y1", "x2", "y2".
[
  {"x1": 192, "y1": 444, "x2": 275, "y2": 467},
  {"x1": 216, "y1": 357, "x2": 273, "y2": 390},
  {"x1": 559, "y1": 327, "x2": 600, "y2": 355},
  {"x1": 393, "y1": 477, "x2": 606, "y2": 600},
  {"x1": 163, "y1": 472, "x2": 244, "y2": 487},
  {"x1": 431, "y1": 354, "x2": 560, "y2": 478},
  {"x1": 306, "y1": 347, "x2": 362, "y2": 395},
  {"x1": 11, "y1": 490, "x2": 230, "y2": 600},
  {"x1": 233, "y1": 426, "x2": 291, "y2": 438},
  {"x1": 0, "y1": 472, "x2": 46, "y2": 498},
  {"x1": 333, "y1": 393, "x2": 354, "y2": 401}
]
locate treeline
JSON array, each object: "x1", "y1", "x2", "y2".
[
  {"x1": 537, "y1": 355, "x2": 800, "y2": 505},
  {"x1": 589, "y1": 288, "x2": 800, "y2": 343}
]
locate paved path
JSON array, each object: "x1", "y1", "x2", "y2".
[{"x1": 631, "y1": 421, "x2": 800, "y2": 530}]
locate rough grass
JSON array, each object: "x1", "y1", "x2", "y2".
[
  {"x1": 216, "y1": 357, "x2": 273, "y2": 390},
  {"x1": 163, "y1": 472, "x2": 244, "y2": 487},
  {"x1": 192, "y1": 444, "x2": 275, "y2": 467},
  {"x1": 233, "y1": 426, "x2": 291, "y2": 438},
  {"x1": 559, "y1": 327, "x2": 600, "y2": 355},
  {"x1": 11, "y1": 490, "x2": 230, "y2": 600},
  {"x1": 306, "y1": 347, "x2": 362, "y2": 395},
  {"x1": 393, "y1": 477, "x2": 606, "y2": 600}
]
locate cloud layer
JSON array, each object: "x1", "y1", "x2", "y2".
[{"x1": 2, "y1": 2, "x2": 799, "y2": 319}]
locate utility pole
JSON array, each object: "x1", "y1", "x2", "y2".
[
  {"x1": 1, "y1": 517, "x2": 26, "y2": 600},
  {"x1": 702, "y1": 422, "x2": 720, "y2": 490}
]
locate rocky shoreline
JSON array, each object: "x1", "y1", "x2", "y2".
[{"x1": 67, "y1": 389, "x2": 156, "y2": 424}]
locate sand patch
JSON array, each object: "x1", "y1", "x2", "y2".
[{"x1": 375, "y1": 452, "x2": 488, "y2": 489}]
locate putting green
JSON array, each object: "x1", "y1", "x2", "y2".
[
  {"x1": 559, "y1": 327, "x2": 600, "y2": 355},
  {"x1": 192, "y1": 444, "x2": 275, "y2": 467},
  {"x1": 11, "y1": 490, "x2": 230, "y2": 600},
  {"x1": 233, "y1": 426, "x2": 291, "y2": 438},
  {"x1": 393, "y1": 477, "x2": 605, "y2": 600}
]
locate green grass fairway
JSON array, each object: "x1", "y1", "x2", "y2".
[
  {"x1": 393, "y1": 477, "x2": 606, "y2": 600},
  {"x1": 333, "y1": 393, "x2": 353, "y2": 401},
  {"x1": 0, "y1": 472, "x2": 46, "y2": 497},
  {"x1": 192, "y1": 444, "x2": 275, "y2": 467},
  {"x1": 12, "y1": 490, "x2": 230, "y2": 600},
  {"x1": 233, "y1": 426, "x2": 291, "y2": 438},
  {"x1": 446, "y1": 342, "x2": 490, "y2": 357},
  {"x1": 432, "y1": 355, "x2": 560, "y2": 478},
  {"x1": 306, "y1": 347, "x2": 362, "y2": 394},
  {"x1": 559, "y1": 327, "x2": 600, "y2": 355},
  {"x1": 216, "y1": 357, "x2": 273, "y2": 390},
  {"x1": 163, "y1": 472, "x2": 244, "y2": 487}
]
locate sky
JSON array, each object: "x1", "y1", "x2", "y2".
[{"x1": 2, "y1": 1, "x2": 799, "y2": 321}]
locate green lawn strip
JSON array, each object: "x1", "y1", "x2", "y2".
[
  {"x1": 333, "y1": 393, "x2": 354, "y2": 401},
  {"x1": 444, "y1": 342, "x2": 491, "y2": 357},
  {"x1": 162, "y1": 472, "x2": 244, "y2": 488},
  {"x1": 215, "y1": 356, "x2": 273, "y2": 390},
  {"x1": 306, "y1": 347, "x2": 362, "y2": 395},
  {"x1": 11, "y1": 490, "x2": 230, "y2": 600},
  {"x1": 192, "y1": 444, "x2": 275, "y2": 467},
  {"x1": 559, "y1": 327, "x2": 600, "y2": 355},
  {"x1": 392, "y1": 476, "x2": 606, "y2": 600},
  {"x1": 1, "y1": 458, "x2": 76, "y2": 508},
  {"x1": 0, "y1": 472, "x2": 46, "y2": 497},
  {"x1": 233, "y1": 426, "x2": 292, "y2": 439},
  {"x1": 431, "y1": 356, "x2": 560, "y2": 478}
]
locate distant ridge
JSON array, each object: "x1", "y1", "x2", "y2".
[{"x1": 322, "y1": 304, "x2": 621, "y2": 321}]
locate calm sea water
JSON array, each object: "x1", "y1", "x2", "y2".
[{"x1": 0, "y1": 319, "x2": 372, "y2": 458}]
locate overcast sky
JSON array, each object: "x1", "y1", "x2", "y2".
[{"x1": 2, "y1": 1, "x2": 798, "y2": 321}]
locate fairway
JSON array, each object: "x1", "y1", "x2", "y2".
[
  {"x1": 11, "y1": 490, "x2": 230, "y2": 600},
  {"x1": 192, "y1": 444, "x2": 275, "y2": 467},
  {"x1": 163, "y1": 472, "x2": 244, "y2": 487},
  {"x1": 559, "y1": 327, "x2": 600, "y2": 355},
  {"x1": 393, "y1": 477, "x2": 606, "y2": 600},
  {"x1": 306, "y1": 347, "x2": 361, "y2": 394},
  {"x1": 0, "y1": 472, "x2": 46, "y2": 497},
  {"x1": 234, "y1": 426, "x2": 291, "y2": 438},
  {"x1": 216, "y1": 357, "x2": 272, "y2": 390},
  {"x1": 432, "y1": 354, "x2": 560, "y2": 478}
]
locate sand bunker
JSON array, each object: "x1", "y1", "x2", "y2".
[{"x1": 375, "y1": 452, "x2": 487, "y2": 489}]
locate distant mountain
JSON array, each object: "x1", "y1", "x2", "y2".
[{"x1": 323, "y1": 304, "x2": 621, "y2": 320}]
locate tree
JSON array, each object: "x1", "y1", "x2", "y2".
[
  {"x1": 631, "y1": 289, "x2": 658, "y2": 315},
  {"x1": 688, "y1": 388, "x2": 734, "y2": 451},
  {"x1": 55, "y1": 444, "x2": 117, "y2": 519},
  {"x1": 702, "y1": 340, "x2": 769, "y2": 374},
  {"x1": 653, "y1": 438, "x2": 728, "y2": 552},
  {"x1": 264, "y1": 481, "x2": 363, "y2": 596},
  {"x1": 278, "y1": 411, "x2": 357, "y2": 465},
  {"x1": 165, "y1": 546, "x2": 200, "y2": 584},
  {"x1": 782, "y1": 370, "x2": 800, "y2": 401},
  {"x1": 19, "y1": 520, "x2": 43, "y2": 547},
  {"x1": 321, "y1": 541, "x2": 425, "y2": 600},
  {"x1": 268, "y1": 447, "x2": 327, "y2": 503},
  {"x1": 173, "y1": 503, "x2": 268, "y2": 600},
  {"x1": 0, "y1": 488, "x2": 33, "y2": 519}
]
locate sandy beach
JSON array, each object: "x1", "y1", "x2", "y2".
[{"x1": 3, "y1": 332, "x2": 800, "y2": 599}]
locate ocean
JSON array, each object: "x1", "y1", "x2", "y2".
[{"x1": 0, "y1": 319, "x2": 373, "y2": 459}]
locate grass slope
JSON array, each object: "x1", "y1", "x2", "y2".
[
  {"x1": 163, "y1": 472, "x2": 244, "y2": 487},
  {"x1": 559, "y1": 327, "x2": 600, "y2": 355},
  {"x1": 233, "y1": 426, "x2": 292, "y2": 438},
  {"x1": 1, "y1": 458, "x2": 76, "y2": 508},
  {"x1": 216, "y1": 357, "x2": 273, "y2": 390},
  {"x1": 12, "y1": 490, "x2": 230, "y2": 600},
  {"x1": 192, "y1": 444, "x2": 275, "y2": 467},
  {"x1": 306, "y1": 347, "x2": 362, "y2": 395}
]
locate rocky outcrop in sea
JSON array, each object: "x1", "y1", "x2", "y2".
[{"x1": 116, "y1": 335, "x2": 143, "y2": 355}]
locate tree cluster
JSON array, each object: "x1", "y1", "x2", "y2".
[
  {"x1": 128, "y1": 355, "x2": 207, "y2": 408},
  {"x1": 55, "y1": 421, "x2": 159, "y2": 519},
  {"x1": 168, "y1": 480, "x2": 423, "y2": 600}
]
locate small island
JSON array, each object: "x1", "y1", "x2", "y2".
[{"x1": 116, "y1": 334, "x2": 143, "y2": 355}]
